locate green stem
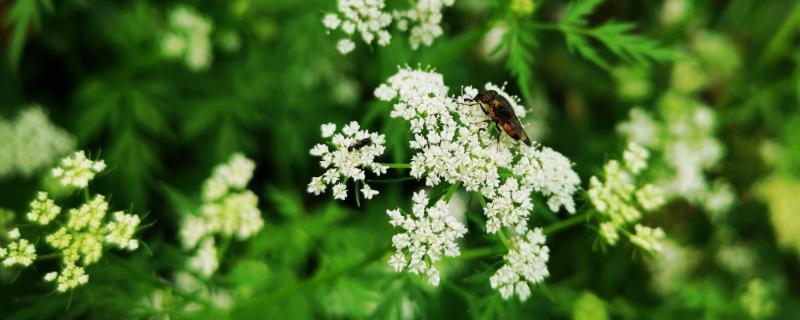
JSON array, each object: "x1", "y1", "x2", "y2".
[
  {"x1": 105, "y1": 255, "x2": 215, "y2": 309},
  {"x1": 366, "y1": 176, "x2": 417, "y2": 184},
  {"x1": 458, "y1": 246, "x2": 504, "y2": 260},
  {"x1": 354, "y1": 180, "x2": 361, "y2": 207},
  {"x1": 37, "y1": 252, "x2": 62, "y2": 260},
  {"x1": 542, "y1": 212, "x2": 589, "y2": 235},
  {"x1": 380, "y1": 163, "x2": 412, "y2": 169},
  {"x1": 82, "y1": 188, "x2": 91, "y2": 202},
  {"x1": 757, "y1": 2, "x2": 800, "y2": 69},
  {"x1": 444, "y1": 182, "x2": 460, "y2": 201}
]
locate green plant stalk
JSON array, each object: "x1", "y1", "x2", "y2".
[{"x1": 542, "y1": 212, "x2": 589, "y2": 235}]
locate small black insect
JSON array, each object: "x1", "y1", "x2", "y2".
[
  {"x1": 467, "y1": 90, "x2": 532, "y2": 146},
  {"x1": 348, "y1": 137, "x2": 372, "y2": 151}
]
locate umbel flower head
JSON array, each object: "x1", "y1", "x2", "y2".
[
  {"x1": 490, "y1": 228, "x2": 550, "y2": 301},
  {"x1": 161, "y1": 5, "x2": 213, "y2": 71},
  {"x1": 10, "y1": 151, "x2": 143, "y2": 292},
  {"x1": 179, "y1": 153, "x2": 263, "y2": 277},
  {"x1": 321, "y1": 0, "x2": 455, "y2": 54},
  {"x1": 322, "y1": 0, "x2": 392, "y2": 54},
  {"x1": 307, "y1": 122, "x2": 387, "y2": 201},
  {"x1": 52, "y1": 151, "x2": 106, "y2": 188},
  {"x1": 0, "y1": 106, "x2": 75, "y2": 178},
  {"x1": 375, "y1": 66, "x2": 580, "y2": 235},
  {"x1": 587, "y1": 142, "x2": 666, "y2": 252},
  {"x1": 386, "y1": 190, "x2": 467, "y2": 286},
  {"x1": 1, "y1": 229, "x2": 37, "y2": 267}
]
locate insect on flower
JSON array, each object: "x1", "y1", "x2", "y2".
[
  {"x1": 467, "y1": 90, "x2": 532, "y2": 147},
  {"x1": 347, "y1": 137, "x2": 373, "y2": 151}
]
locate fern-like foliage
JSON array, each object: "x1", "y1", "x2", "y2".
[
  {"x1": 75, "y1": 78, "x2": 169, "y2": 207},
  {"x1": 493, "y1": 20, "x2": 538, "y2": 101},
  {"x1": 558, "y1": 0, "x2": 673, "y2": 69},
  {"x1": 5, "y1": 0, "x2": 53, "y2": 70}
]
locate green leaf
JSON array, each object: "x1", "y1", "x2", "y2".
[
  {"x1": 562, "y1": 0, "x2": 603, "y2": 26},
  {"x1": 5, "y1": 0, "x2": 53, "y2": 70},
  {"x1": 265, "y1": 185, "x2": 304, "y2": 219},
  {"x1": 556, "y1": 0, "x2": 673, "y2": 69}
]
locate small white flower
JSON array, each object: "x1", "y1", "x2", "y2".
[
  {"x1": 188, "y1": 238, "x2": 219, "y2": 277},
  {"x1": 337, "y1": 39, "x2": 356, "y2": 54},
  {"x1": 374, "y1": 84, "x2": 397, "y2": 101},
  {"x1": 386, "y1": 190, "x2": 467, "y2": 286},
  {"x1": 307, "y1": 176, "x2": 327, "y2": 195},
  {"x1": 490, "y1": 228, "x2": 550, "y2": 301},
  {"x1": 8, "y1": 228, "x2": 20, "y2": 239},
  {"x1": 599, "y1": 222, "x2": 619, "y2": 245},
  {"x1": 623, "y1": 142, "x2": 649, "y2": 174},
  {"x1": 308, "y1": 122, "x2": 386, "y2": 201},
  {"x1": 104, "y1": 211, "x2": 141, "y2": 250},
  {"x1": 332, "y1": 183, "x2": 348, "y2": 200},
  {"x1": 44, "y1": 272, "x2": 57, "y2": 282},
  {"x1": 52, "y1": 151, "x2": 106, "y2": 188},
  {"x1": 2, "y1": 238, "x2": 37, "y2": 267},
  {"x1": 162, "y1": 5, "x2": 214, "y2": 71},
  {"x1": 636, "y1": 184, "x2": 664, "y2": 211},
  {"x1": 55, "y1": 264, "x2": 89, "y2": 292},
  {"x1": 629, "y1": 224, "x2": 666, "y2": 254},
  {"x1": 322, "y1": 13, "x2": 341, "y2": 30},
  {"x1": 26, "y1": 192, "x2": 61, "y2": 225},
  {"x1": 361, "y1": 183, "x2": 379, "y2": 199},
  {"x1": 321, "y1": 123, "x2": 337, "y2": 138}
]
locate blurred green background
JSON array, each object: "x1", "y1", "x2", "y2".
[{"x1": 1, "y1": 0, "x2": 799, "y2": 319}]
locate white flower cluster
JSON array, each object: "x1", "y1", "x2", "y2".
[
  {"x1": 307, "y1": 122, "x2": 387, "y2": 201},
  {"x1": 489, "y1": 228, "x2": 550, "y2": 301},
  {"x1": 26, "y1": 192, "x2": 61, "y2": 225},
  {"x1": 161, "y1": 5, "x2": 213, "y2": 71},
  {"x1": 393, "y1": 0, "x2": 455, "y2": 49},
  {"x1": 179, "y1": 153, "x2": 263, "y2": 277},
  {"x1": 617, "y1": 36, "x2": 739, "y2": 217},
  {"x1": 0, "y1": 106, "x2": 75, "y2": 178},
  {"x1": 322, "y1": 0, "x2": 392, "y2": 54},
  {"x1": 375, "y1": 67, "x2": 580, "y2": 236},
  {"x1": 587, "y1": 143, "x2": 666, "y2": 252},
  {"x1": 2, "y1": 151, "x2": 142, "y2": 292},
  {"x1": 321, "y1": 0, "x2": 454, "y2": 54},
  {"x1": 386, "y1": 191, "x2": 467, "y2": 286},
  {"x1": 52, "y1": 151, "x2": 106, "y2": 188},
  {"x1": 1, "y1": 228, "x2": 37, "y2": 267},
  {"x1": 44, "y1": 192, "x2": 141, "y2": 291}
]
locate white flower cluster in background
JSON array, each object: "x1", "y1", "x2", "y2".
[
  {"x1": 375, "y1": 66, "x2": 579, "y2": 234},
  {"x1": 307, "y1": 122, "x2": 387, "y2": 201},
  {"x1": 490, "y1": 228, "x2": 549, "y2": 301},
  {"x1": 161, "y1": 5, "x2": 213, "y2": 71},
  {"x1": 0, "y1": 106, "x2": 75, "y2": 178},
  {"x1": 393, "y1": 0, "x2": 456, "y2": 49},
  {"x1": 587, "y1": 143, "x2": 666, "y2": 253},
  {"x1": 2, "y1": 152, "x2": 142, "y2": 292},
  {"x1": 386, "y1": 191, "x2": 467, "y2": 286},
  {"x1": 616, "y1": 35, "x2": 740, "y2": 218},
  {"x1": 52, "y1": 151, "x2": 106, "y2": 188},
  {"x1": 617, "y1": 100, "x2": 734, "y2": 217},
  {"x1": 322, "y1": 0, "x2": 392, "y2": 54},
  {"x1": 321, "y1": 0, "x2": 455, "y2": 54},
  {"x1": 179, "y1": 153, "x2": 263, "y2": 277}
]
